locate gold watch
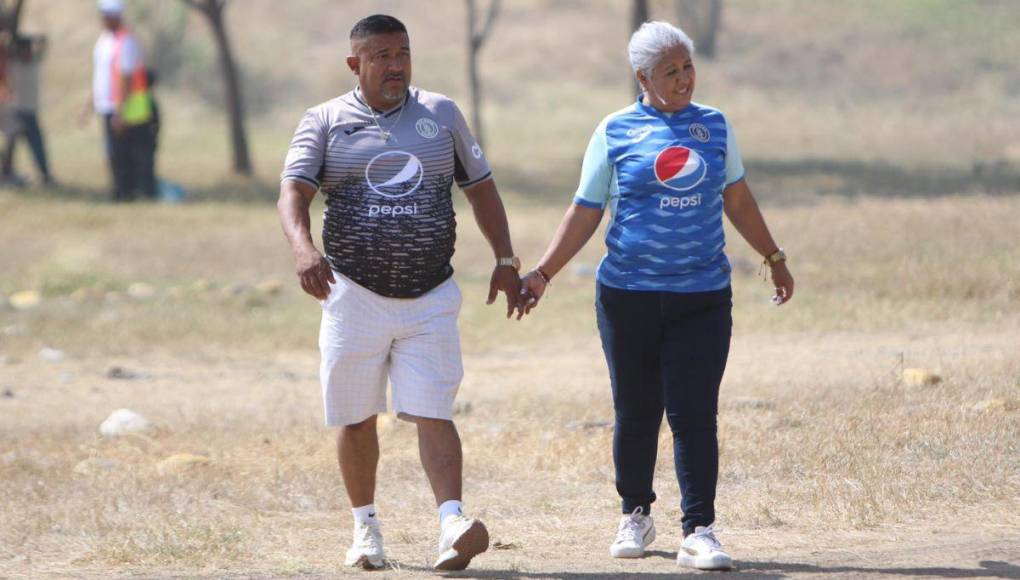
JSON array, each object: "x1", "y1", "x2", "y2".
[
  {"x1": 497, "y1": 256, "x2": 521, "y2": 271},
  {"x1": 765, "y1": 248, "x2": 787, "y2": 265}
]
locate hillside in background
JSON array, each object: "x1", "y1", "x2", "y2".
[{"x1": 18, "y1": 0, "x2": 1020, "y2": 198}]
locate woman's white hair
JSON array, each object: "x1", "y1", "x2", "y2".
[{"x1": 628, "y1": 21, "x2": 695, "y2": 76}]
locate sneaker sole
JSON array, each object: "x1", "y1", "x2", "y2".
[
  {"x1": 434, "y1": 520, "x2": 489, "y2": 571},
  {"x1": 677, "y1": 552, "x2": 732, "y2": 571},
  {"x1": 346, "y1": 554, "x2": 385, "y2": 570}
]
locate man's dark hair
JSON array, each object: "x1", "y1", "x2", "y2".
[{"x1": 350, "y1": 14, "x2": 407, "y2": 40}]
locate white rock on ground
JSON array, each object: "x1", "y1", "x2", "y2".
[
  {"x1": 127, "y1": 282, "x2": 157, "y2": 300},
  {"x1": 39, "y1": 347, "x2": 66, "y2": 362},
  {"x1": 9, "y1": 290, "x2": 41, "y2": 310},
  {"x1": 99, "y1": 409, "x2": 153, "y2": 436}
]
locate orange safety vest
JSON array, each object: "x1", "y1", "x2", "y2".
[{"x1": 111, "y1": 28, "x2": 152, "y2": 125}]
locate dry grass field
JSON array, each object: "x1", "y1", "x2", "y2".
[
  {"x1": 1, "y1": 192, "x2": 1018, "y2": 578},
  {"x1": 2, "y1": 0, "x2": 1019, "y2": 578}
]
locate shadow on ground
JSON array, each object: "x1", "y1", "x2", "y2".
[
  {"x1": 746, "y1": 159, "x2": 1020, "y2": 204},
  {"x1": 2, "y1": 176, "x2": 279, "y2": 205}
]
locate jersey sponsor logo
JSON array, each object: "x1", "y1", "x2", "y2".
[
  {"x1": 368, "y1": 203, "x2": 418, "y2": 217},
  {"x1": 471, "y1": 143, "x2": 483, "y2": 159},
  {"x1": 365, "y1": 151, "x2": 424, "y2": 199},
  {"x1": 654, "y1": 145, "x2": 707, "y2": 192},
  {"x1": 660, "y1": 192, "x2": 702, "y2": 210},
  {"x1": 415, "y1": 118, "x2": 440, "y2": 139},
  {"x1": 344, "y1": 125, "x2": 369, "y2": 136},
  {"x1": 689, "y1": 123, "x2": 711, "y2": 143}
]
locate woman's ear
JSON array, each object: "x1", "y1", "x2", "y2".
[{"x1": 635, "y1": 69, "x2": 647, "y2": 89}]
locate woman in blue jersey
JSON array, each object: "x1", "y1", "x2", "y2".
[{"x1": 521, "y1": 21, "x2": 794, "y2": 571}]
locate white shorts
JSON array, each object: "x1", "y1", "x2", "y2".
[{"x1": 319, "y1": 272, "x2": 464, "y2": 426}]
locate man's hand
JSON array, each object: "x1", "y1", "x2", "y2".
[
  {"x1": 295, "y1": 247, "x2": 335, "y2": 300},
  {"x1": 486, "y1": 265, "x2": 523, "y2": 319},
  {"x1": 770, "y1": 262, "x2": 795, "y2": 305}
]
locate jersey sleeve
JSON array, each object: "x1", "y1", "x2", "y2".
[
  {"x1": 281, "y1": 108, "x2": 326, "y2": 189},
  {"x1": 572, "y1": 123, "x2": 612, "y2": 209},
  {"x1": 724, "y1": 115, "x2": 745, "y2": 186},
  {"x1": 449, "y1": 102, "x2": 492, "y2": 188}
]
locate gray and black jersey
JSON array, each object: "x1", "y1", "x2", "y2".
[{"x1": 281, "y1": 87, "x2": 492, "y2": 298}]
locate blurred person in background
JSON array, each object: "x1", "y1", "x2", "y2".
[
  {"x1": 80, "y1": 0, "x2": 156, "y2": 202},
  {"x1": 2, "y1": 34, "x2": 53, "y2": 186},
  {"x1": 277, "y1": 14, "x2": 522, "y2": 572},
  {"x1": 520, "y1": 21, "x2": 795, "y2": 572}
]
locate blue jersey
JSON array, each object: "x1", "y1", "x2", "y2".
[{"x1": 574, "y1": 99, "x2": 745, "y2": 293}]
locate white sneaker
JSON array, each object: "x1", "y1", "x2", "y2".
[
  {"x1": 433, "y1": 515, "x2": 489, "y2": 570},
  {"x1": 609, "y1": 507, "x2": 656, "y2": 558},
  {"x1": 344, "y1": 520, "x2": 385, "y2": 570},
  {"x1": 677, "y1": 524, "x2": 732, "y2": 570}
]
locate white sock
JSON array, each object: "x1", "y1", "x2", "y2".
[
  {"x1": 352, "y1": 504, "x2": 378, "y2": 526},
  {"x1": 438, "y1": 499, "x2": 463, "y2": 525}
]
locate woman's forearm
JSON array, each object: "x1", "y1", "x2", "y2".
[
  {"x1": 535, "y1": 203, "x2": 605, "y2": 279},
  {"x1": 722, "y1": 180, "x2": 780, "y2": 258}
]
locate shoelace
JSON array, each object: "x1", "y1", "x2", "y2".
[
  {"x1": 615, "y1": 507, "x2": 645, "y2": 543},
  {"x1": 688, "y1": 523, "x2": 723, "y2": 550}
]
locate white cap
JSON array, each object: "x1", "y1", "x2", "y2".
[{"x1": 98, "y1": 0, "x2": 124, "y2": 15}]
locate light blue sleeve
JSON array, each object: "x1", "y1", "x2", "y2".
[
  {"x1": 572, "y1": 123, "x2": 612, "y2": 209},
  {"x1": 724, "y1": 116, "x2": 745, "y2": 186}
]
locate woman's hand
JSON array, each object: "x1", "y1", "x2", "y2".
[
  {"x1": 518, "y1": 270, "x2": 549, "y2": 318},
  {"x1": 770, "y1": 262, "x2": 795, "y2": 305}
]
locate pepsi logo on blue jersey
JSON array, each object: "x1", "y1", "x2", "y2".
[
  {"x1": 573, "y1": 99, "x2": 746, "y2": 293},
  {"x1": 654, "y1": 146, "x2": 707, "y2": 192}
]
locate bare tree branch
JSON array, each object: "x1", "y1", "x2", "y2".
[{"x1": 471, "y1": 0, "x2": 499, "y2": 50}]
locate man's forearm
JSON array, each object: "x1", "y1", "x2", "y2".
[
  {"x1": 277, "y1": 181, "x2": 319, "y2": 256},
  {"x1": 464, "y1": 180, "x2": 514, "y2": 258}
]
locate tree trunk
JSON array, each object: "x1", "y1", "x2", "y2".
[
  {"x1": 8, "y1": 0, "x2": 25, "y2": 37},
  {"x1": 206, "y1": 3, "x2": 251, "y2": 175},
  {"x1": 182, "y1": 0, "x2": 252, "y2": 176},
  {"x1": 676, "y1": 0, "x2": 723, "y2": 59},
  {"x1": 466, "y1": 0, "x2": 499, "y2": 151},
  {"x1": 631, "y1": 0, "x2": 649, "y2": 94}
]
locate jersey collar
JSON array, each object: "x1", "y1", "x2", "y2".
[
  {"x1": 635, "y1": 95, "x2": 695, "y2": 120},
  {"x1": 354, "y1": 86, "x2": 410, "y2": 117}
]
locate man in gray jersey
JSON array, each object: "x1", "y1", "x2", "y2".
[{"x1": 277, "y1": 14, "x2": 521, "y2": 572}]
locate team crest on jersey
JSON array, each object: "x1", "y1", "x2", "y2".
[
  {"x1": 365, "y1": 151, "x2": 424, "y2": 198},
  {"x1": 415, "y1": 118, "x2": 440, "y2": 139},
  {"x1": 654, "y1": 146, "x2": 707, "y2": 192},
  {"x1": 689, "y1": 123, "x2": 711, "y2": 143}
]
